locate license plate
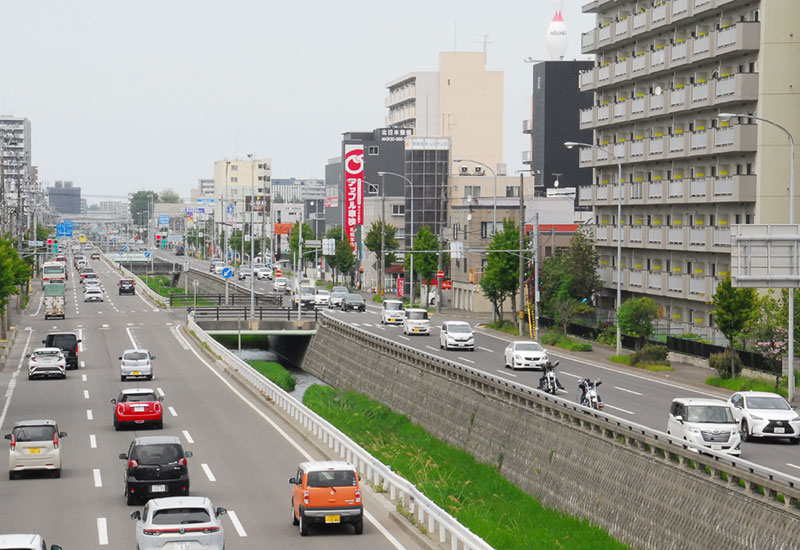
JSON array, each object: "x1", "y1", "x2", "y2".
[
  {"x1": 174, "y1": 543, "x2": 191, "y2": 550},
  {"x1": 414, "y1": 329, "x2": 422, "y2": 332},
  {"x1": 28, "y1": 448, "x2": 41, "y2": 454},
  {"x1": 150, "y1": 484, "x2": 166, "y2": 493},
  {"x1": 325, "y1": 515, "x2": 341, "y2": 524},
  {"x1": 711, "y1": 444, "x2": 722, "y2": 450},
  {"x1": 775, "y1": 427, "x2": 785, "y2": 434},
  {"x1": 132, "y1": 371, "x2": 141, "y2": 375},
  {"x1": 133, "y1": 407, "x2": 146, "y2": 412}
]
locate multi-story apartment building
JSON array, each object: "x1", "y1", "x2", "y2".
[
  {"x1": 386, "y1": 52, "x2": 504, "y2": 176},
  {"x1": 0, "y1": 116, "x2": 33, "y2": 234},
  {"x1": 48, "y1": 181, "x2": 82, "y2": 214},
  {"x1": 577, "y1": 0, "x2": 799, "y2": 340}
]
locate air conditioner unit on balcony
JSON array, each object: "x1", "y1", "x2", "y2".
[
  {"x1": 475, "y1": 167, "x2": 484, "y2": 175},
  {"x1": 460, "y1": 166, "x2": 469, "y2": 174}
]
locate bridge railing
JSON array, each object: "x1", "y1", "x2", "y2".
[
  {"x1": 186, "y1": 314, "x2": 494, "y2": 550},
  {"x1": 190, "y1": 306, "x2": 318, "y2": 322},
  {"x1": 318, "y1": 312, "x2": 800, "y2": 513},
  {"x1": 168, "y1": 294, "x2": 281, "y2": 307}
]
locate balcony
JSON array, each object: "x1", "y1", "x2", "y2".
[
  {"x1": 668, "y1": 274, "x2": 685, "y2": 294},
  {"x1": 689, "y1": 227, "x2": 707, "y2": 246},
  {"x1": 713, "y1": 124, "x2": 758, "y2": 154},
  {"x1": 579, "y1": 176, "x2": 756, "y2": 208},
  {"x1": 712, "y1": 175, "x2": 756, "y2": 202},
  {"x1": 648, "y1": 181, "x2": 663, "y2": 200},
  {"x1": 647, "y1": 226, "x2": 664, "y2": 245},
  {"x1": 522, "y1": 119, "x2": 532, "y2": 133},
  {"x1": 614, "y1": 17, "x2": 631, "y2": 40},
  {"x1": 648, "y1": 271, "x2": 664, "y2": 291},
  {"x1": 669, "y1": 87, "x2": 686, "y2": 109},
  {"x1": 671, "y1": 0, "x2": 690, "y2": 21},
  {"x1": 632, "y1": 10, "x2": 649, "y2": 36},
  {"x1": 521, "y1": 150, "x2": 532, "y2": 163},
  {"x1": 613, "y1": 101, "x2": 627, "y2": 121},
  {"x1": 689, "y1": 178, "x2": 708, "y2": 198},
  {"x1": 690, "y1": 131, "x2": 709, "y2": 154},
  {"x1": 713, "y1": 228, "x2": 731, "y2": 247},
  {"x1": 629, "y1": 226, "x2": 644, "y2": 243},
  {"x1": 614, "y1": 58, "x2": 630, "y2": 80},
  {"x1": 629, "y1": 139, "x2": 646, "y2": 158},
  {"x1": 648, "y1": 136, "x2": 665, "y2": 159},
  {"x1": 668, "y1": 179, "x2": 685, "y2": 201},
  {"x1": 689, "y1": 276, "x2": 709, "y2": 297},
  {"x1": 579, "y1": 108, "x2": 594, "y2": 129},
  {"x1": 668, "y1": 134, "x2": 687, "y2": 157},
  {"x1": 629, "y1": 270, "x2": 644, "y2": 288}
]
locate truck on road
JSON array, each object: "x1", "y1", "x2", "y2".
[{"x1": 44, "y1": 282, "x2": 66, "y2": 320}]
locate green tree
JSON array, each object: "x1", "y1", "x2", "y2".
[
  {"x1": 552, "y1": 298, "x2": 594, "y2": 334},
  {"x1": 159, "y1": 189, "x2": 181, "y2": 203},
  {"x1": 617, "y1": 297, "x2": 659, "y2": 348},
  {"x1": 564, "y1": 227, "x2": 603, "y2": 300},
  {"x1": 480, "y1": 219, "x2": 526, "y2": 320},
  {"x1": 364, "y1": 221, "x2": 399, "y2": 272},
  {"x1": 713, "y1": 276, "x2": 757, "y2": 376},
  {"x1": 0, "y1": 237, "x2": 30, "y2": 338},
  {"x1": 324, "y1": 227, "x2": 344, "y2": 281},
  {"x1": 289, "y1": 222, "x2": 315, "y2": 265},
  {"x1": 404, "y1": 225, "x2": 440, "y2": 305},
  {"x1": 334, "y1": 239, "x2": 356, "y2": 282},
  {"x1": 130, "y1": 191, "x2": 159, "y2": 225}
]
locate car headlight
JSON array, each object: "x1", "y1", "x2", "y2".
[
  {"x1": 514, "y1": 354, "x2": 524, "y2": 361},
  {"x1": 689, "y1": 428, "x2": 701, "y2": 434},
  {"x1": 792, "y1": 416, "x2": 800, "y2": 422},
  {"x1": 750, "y1": 414, "x2": 763, "y2": 421}
]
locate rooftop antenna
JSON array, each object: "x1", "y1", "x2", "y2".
[{"x1": 476, "y1": 33, "x2": 492, "y2": 54}]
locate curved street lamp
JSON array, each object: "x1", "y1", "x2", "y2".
[{"x1": 378, "y1": 171, "x2": 417, "y2": 305}]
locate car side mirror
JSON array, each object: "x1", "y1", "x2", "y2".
[
  {"x1": 130, "y1": 510, "x2": 141, "y2": 520},
  {"x1": 675, "y1": 415, "x2": 684, "y2": 424},
  {"x1": 151, "y1": 356, "x2": 156, "y2": 360},
  {"x1": 58, "y1": 432, "x2": 67, "y2": 438},
  {"x1": 118, "y1": 357, "x2": 123, "y2": 360},
  {"x1": 215, "y1": 507, "x2": 227, "y2": 517},
  {"x1": 158, "y1": 396, "x2": 164, "y2": 402},
  {"x1": 119, "y1": 453, "x2": 128, "y2": 460},
  {"x1": 26, "y1": 354, "x2": 30, "y2": 358},
  {"x1": 78, "y1": 339, "x2": 82, "y2": 343},
  {"x1": 50, "y1": 545, "x2": 63, "y2": 550},
  {"x1": 42, "y1": 340, "x2": 46, "y2": 344},
  {"x1": 184, "y1": 450, "x2": 193, "y2": 458},
  {"x1": 111, "y1": 399, "x2": 117, "y2": 404},
  {"x1": 288, "y1": 477, "x2": 296, "y2": 484},
  {"x1": 3, "y1": 434, "x2": 10, "y2": 440}
]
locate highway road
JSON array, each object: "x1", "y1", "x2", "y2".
[
  {"x1": 0, "y1": 254, "x2": 425, "y2": 549},
  {"x1": 159, "y1": 253, "x2": 800, "y2": 478}
]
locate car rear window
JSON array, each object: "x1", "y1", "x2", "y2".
[
  {"x1": 43, "y1": 266, "x2": 65, "y2": 274},
  {"x1": 152, "y1": 507, "x2": 211, "y2": 525},
  {"x1": 121, "y1": 393, "x2": 157, "y2": 403},
  {"x1": 35, "y1": 349, "x2": 61, "y2": 357},
  {"x1": 307, "y1": 469, "x2": 357, "y2": 487},
  {"x1": 124, "y1": 352, "x2": 149, "y2": 361},
  {"x1": 14, "y1": 425, "x2": 56, "y2": 442},
  {"x1": 47, "y1": 335, "x2": 77, "y2": 349},
  {"x1": 131, "y1": 444, "x2": 184, "y2": 464}
]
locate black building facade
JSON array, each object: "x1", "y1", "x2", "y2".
[{"x1": 48, "y1": 181, "x2": 82, "y2": 214}]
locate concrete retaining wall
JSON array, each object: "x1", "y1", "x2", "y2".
[{"x1": 302, "y1": 318, "x2": 800, "y2": 550}]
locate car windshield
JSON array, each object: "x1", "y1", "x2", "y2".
[
  {"x1": 407, "y1": 311, "x2": 428, "y2": 320},
  {"x1": 385, "y1": 302, "x2": 403, "y2": 311},
  {"x1": 43, "y1": 266, "x2": 64, "y2": 274},
  {"x1": 746, "y1": 396, "x2": 790, "y2": 410},
  {"x1": 317, "y1": 290, "x2": 329, "y2": 296},
  {"x1": 301, "y1": 288, "x2": 314, "y2": 296},
  {"x1": 13, "y1": 425, "x2": 56, "y2": 442},
  {"x1": 346, "y1": 295, "x2": 363, "y2": 302},
  {"x1": 331, "y1": 293, "x2": 346, "y2": 299},
  {"x1": 152, "y1": 508, "x2": 211, "y2": 525},
  {"x1": 515, "y1": 343, "x2": 544, "y2": 352},
  {"x1": 686, "y1": 406, "x2": 735, "y2": 423},
  {"x1": 448, "y1": 324, "x2": 472, "y2": 333},
  {"x1": 306, "y1": 469, "x2": 357, "y2": 487},
  {"x1": 48, "y1": 335, "x2": 76, "y2": 349},
  {"x1": 131, "y1": 443, "x2": 184, "y2": 464},
  {"x1": 332, "y1": 287, "x2": 348, "y2": 294},
  {"x1": 124, "y1": 352, "x2": 149, "y2": 361},
  {"x1": 121, "y1": 393, "x2": 157, "y2": 403}
]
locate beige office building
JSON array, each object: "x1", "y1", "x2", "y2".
[
  {"x1": 577, "y1": 0, "x2": 800, "y2": 342},
  {"x1": 385, "y1": 51, "x2": 504, "y2": 175},
  {"x1": 212, "y1": 158, "x2": 272, "y2": 256}
]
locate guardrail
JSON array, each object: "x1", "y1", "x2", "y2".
[
  {"x1": 186, "y1": 314, "x2": 494, "y2": 550},
  {"x1": 104, "y1": 254, "x2": 166, "y2": 307},
  {"x1": 190, "y1": 306, "x2": 318, "y2": 322},
  {"x1": 168, "y1": 294, "x2": 281, "y2": 307},
  {"x1": 317, "y1": 312, "x2": 800, "y2": 512}
]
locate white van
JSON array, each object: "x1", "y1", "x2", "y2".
[
  {"x1": 381, "y1": 300, "x2": 405, "y2": 325},
  {"x1": 667, "y1": 398, "x2": 742, "y2": 456},
  {"x1": 440, "y1": 321, "x2": 475, "y2": 351},
  {"x1": 402, "y1": 309, "x2": 430, "y2": 336}
]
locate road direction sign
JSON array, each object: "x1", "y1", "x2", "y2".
[
  {"x1": 158, "y1": 214, "x2": 170, "y2": 226},
  {"x1": 144, "y1": 252, "x2": 151, "y2": 258},
  {"x1": 121, "y1": 245, "x2": 128, "y2": 251},
  {"x1": 56, "y1": 223, "x2": 73, "y2": 237},
  {"x1": 28, "y1": 240, "x2": 44, "y2": 247},
  {"x1": 221, "y1": 267, "x2": 233, "y2": 279}
]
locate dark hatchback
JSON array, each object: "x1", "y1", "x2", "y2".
[
  {"x1": 42, "y1": 332, "x2": 81, "y2": 370},
  {"x1": 120, "y1": 436, "x2": 192, "y2": 505},
  {"x1": 342, "y1": 294, "x2": 366, "y2": 312},
  {"x1": 119, "y1": 279, "x2": 136, "y2": 295}
]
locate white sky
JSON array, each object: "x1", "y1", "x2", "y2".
[{"x1": 0, "y1": 0, "x2": 593, "y2": 203}]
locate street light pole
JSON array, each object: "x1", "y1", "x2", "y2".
[
  {"x1": 565, "y1": 141, "x2": 623, "y2": 356},
  {"x1": 720, "y1": 113, "x2": 796, "y2": 400},
  {"x1": 378, "y1": 171, "x2": 415, "y2": 304},
  {"x1": 247, "y1": 154, "x2": 256, "y2": 318}
]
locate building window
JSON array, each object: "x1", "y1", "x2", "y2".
[
  {"x1": 481, "y1": 222, "x2": 489, "y2": 238},
  {"x1": 391, "y1": 204, "x2": 405, "y2": 216},
  {"x1": 464, "y1": 185, "x2": 481, "y2": 200},
  {"x1": 453, "y1": 223, "x2": 460, "y2": 241},
  {"x1": 537, "y1": 76, "x2": 542, "y2": 89},
  {"x1": 506, "y1": 186, "x2": 520, "y2": 197},
  {"x1": 231, "y1": 177, "x2": 238, "y2": 183},
  {"x1": 231, "y1": 165, "x2": 238, "y2": 171},
  {"x1": 368, "y1": 146, "x2": 379, "y2": 155}
]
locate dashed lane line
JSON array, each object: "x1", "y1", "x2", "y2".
[
  {"x1": 227, "y1": 510, "x2": 247, "y2": 537},
  {"x1": 90, "y1": 434, "x2": 97, "y2": 449},
  {"x1": 478, "y1": 346, "x2": 494, "y2": 353},
  {"x1": 604, "y1": 404, "x2": 635, "y2": 415},
  {"x1": 458, "y1": 356, "x2": 475, "y2": 364},
  {"x1": 182, "y1": 430, "x2": 194, "y2": 444},
  {"x1": 87, "y1": 409, "x2": 93, "y2": 420},
  {"x1": 497, "y1": 370, "x2": 517, "y2": 377},
  {"x1": 614, "y1": 386, "x2": 643, "y2": 396},
  {"x1": 93, "y1": 468, "x2": 102, "y2": 487},
  {"x1": 97, "y1": 517, "x2": 108, "y2": 546},
  {"x1": 201, "y1": 463, "x2": 216, "y2": 482},
  {"x1": 168, "y1": 407, "x2": 177, "y2": 417}
]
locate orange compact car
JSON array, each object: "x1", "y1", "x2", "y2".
[{"x1": 289, "y1": 461, "x2": 363, "y2": 536}]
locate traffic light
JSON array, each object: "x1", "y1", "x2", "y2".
[{"x1": 52, "y1": 238, "x2": 58, "y2": 253}]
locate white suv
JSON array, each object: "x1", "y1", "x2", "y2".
[
  {"x1": 380, "y1": 300, "x2": 405, "y2": 325},
  {"x1": 0, "y1": 534, "x2": 62, "y2": 549},
  {"x1": 727, "y1": 391, "x2": 800, "y2": 444},
  {"x1": 667, "y1": 398, "x2": 742, "y2": 456},
  {"x1": 440, "y1": 321, "x2": 475, "y2": 351},
  {"x1": 402, "y1": 309, "x2": 430, "y2": 336},
  {"x1": 5, "y1": 420, "x2": 68, "y2": 479}
]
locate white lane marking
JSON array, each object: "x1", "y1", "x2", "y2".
[
  {"x1": 398, "y1": 335, "x2": 410, "y2": 341},
  {"x1": 614, "y1": 386, "x2": 643, "y2": 396},
  {"x1": 97, "y1": 517, "x2": 109, "y2": 545},
  {"x1": 31, "y1": 296, "x2": 43, "y2": 316},
  {"x1": 82, "y1": 374, "x2": 87, "y2": 382},
  {"x1": 156, "y1": 387, "x2": 165, "y2": 397},
  {"x1": 0, "y1": 330, "x2": 33, "y2": 432},
  {"x1": 93, "y1": 468, "x2": 103, "y2": 487},
  {"x1": 786, "y1": 463, "x2": 800, "y2": 471},
  {"x1": 84, "y1": 389, "x2": 90, "y2": 400},
  {"x1": 498, "y1": 370, "x2": 516, "y2": 377},
  {"x1": 458, "y1": 356, "x2": 475, "y2": 364},
  {"x1": 168, "y1": 406, "x2": 177, "y2": 417},
  {"x1": 127, "y1": 323, "x2": 134, "y2": 326},
  {"x1": 172, "y1": 326, "x2": 190, "y2": 349},
  {"x1": 125, "y1": 327, "x2": 138, "y2": 349},
  {"x1": 604, "y1": 404, "x2": 635, "y2": 415},
  {"x1": 102, "y1": 324, "x2": 109, "y2": 328},
  {"x1": 425, "y1": 346, "x2": 439, "y2": 352},
  {"x1": 478, "y1": 346, "x2": 493, "y2": 353},
  {"x1": 375, "y1": 326, "x2": 385, "y2": 331},
  {"x1": 201, "y1": 463, "x2": 216, "y2": 482},
  {"x1": 560, "y1": 370, "x2": 583, "y2": 379},
  {"x1": 227, "y1": 510, "x2": 248, "y2": 537},
  {"x1": 182, "y1": 430, "x2": 194, "y2": 444},
  {"x1": 351, "y1": 323, "x2": 361, "y2": 326},
  {"x1": 87, "y1": 409, "x2": 93, "y2": 420},
  {"x1": 80, "y1": 360, "x2": 85, "y2": 368},
  {"x1": 90, "y1": 434, "x2": 97, "y2": 449},
  {"x1": 78, "y1": 328, "x2": 84, "y2": 352}
]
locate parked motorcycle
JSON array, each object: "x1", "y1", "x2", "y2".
[
  {"x1": 538, "y1": 361, "x2": 563, "y2": 395},
  {"x1": 578, "y1": 378, "x2": 604, "y2": 409}
]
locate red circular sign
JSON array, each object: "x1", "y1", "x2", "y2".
[
  {"x1": 437, "y1": 271, "x2": 445, "y2": 279},
  {"x1": 275, "y1": 269, "x2": 282, "y2": 277}
]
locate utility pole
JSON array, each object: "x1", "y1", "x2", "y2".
[
  {"x1": 248, "y1": 155, "x2": 255, "y2": 318},
  {"x1": 533, "y1": 211, "x2": 540, "y2": 340},
  {"x1": 378, "y1": 175, "x2": 385, "y2": 299},
  {"x1": 436, "y1": 183, "x2": 445, "y2": 314},
  {"x1": 518, "y1": 173, "x2": 525, "y2": 335}
]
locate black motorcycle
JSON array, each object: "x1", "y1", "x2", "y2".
[
  {"x1": 578, "y1": 378, "x2": 603, "y2": 409},
  {"x1": 538, "y1": 361, "x2": 564, "y2": 394}
]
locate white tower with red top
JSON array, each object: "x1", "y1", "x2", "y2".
[{"x1": 546, "y1": 0, "x2": 568, "y2": 60}]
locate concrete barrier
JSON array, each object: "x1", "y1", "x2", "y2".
[{"x1": 301, "y1": 312, "x2": 800, "y2": 550}]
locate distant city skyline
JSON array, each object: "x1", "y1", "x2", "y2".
[{"x1": 0, "y1": 0, "x2": 593, "y2": 200}]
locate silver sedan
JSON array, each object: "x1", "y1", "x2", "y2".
[{"x1": 131, "y1": 496, "x2": 226, "y2": 550}]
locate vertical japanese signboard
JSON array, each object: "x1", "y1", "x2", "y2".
[{"x1": 344, "y1": 144, "x2": 364, "y2": 252}]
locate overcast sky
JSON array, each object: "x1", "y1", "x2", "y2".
[{"x1": 0, "y1": 0, "x2": 593, "y2": 203}]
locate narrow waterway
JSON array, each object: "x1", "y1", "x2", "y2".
[{"x1": 232, "y1": 348, "x2": 326, "y2": 401}]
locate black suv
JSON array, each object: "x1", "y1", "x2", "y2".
[
  {"x1": 119, "y1": 279, "x2": 135, "y2": 295},
  {"x1": 42, "y1": 332, "x2": 81, "y2": 370},
  {"x1": 120, "y1": 436, "x2": 192, "y2": 505}
]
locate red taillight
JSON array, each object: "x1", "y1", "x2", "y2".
[
  {"x1": 303, "y1": 491, "x2": 309, "y2": 505},
  {"x1": 355, "y1": 488, "x2": 361, "y2": 504},
  {"x1": 53, "y1": 432, "x2": 59, "y2": 449},
  {"x1": 75, "y1": 346, "x2": 79, "y2": 355},
  {"x1": 178, "y1": 457, "x2": 187, "y2": 466},
  {"x1": 30, "y1": 356, "x2": 36, "y2": 363},
  {"x1": 154, "y1": 403, "x2": 162, "y2": 413},
  {"x1": 9, "y1": 435, "x2": 15, "y2": 450},
  {"x1": 129, "y1": 459, "x2": 139, "y2": 468},
  {"x1": 117, "y1": 405, "x2": 124, "y2": 415}
]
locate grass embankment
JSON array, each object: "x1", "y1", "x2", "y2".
[
  {"x1": 485, "y1": 320, "x2": 519, "y2": 336},
  {"x1": 303, "y1": 385, "x2": 627, "y2": 550},
  {"x1": 705, "y1": 376, "x2": 795, "y2": 398},
  {"x1": 539, "y1": 331, "x2": 593, "y2": 352},
  {"x1": 609, "y1": 355, "x2": 673, "y2": 372},
  {"x1": 141, "y1": 274, "x2": 214, "y2": 305},
  {"x1": 248, "y1": 360, "x2": 295, "y2": 392}
]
